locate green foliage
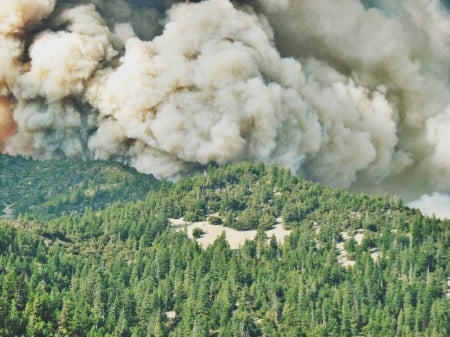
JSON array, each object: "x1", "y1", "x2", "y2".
[
  {"x1": 208, "y1": 215, "x2": 223, "y2": 225},
  {"x1": 192, "y1": 227, "x2": 205, "y2": 238},
  {"x1": 0, "y1": 159, "x2": 449, "y2": 337},
  {"x1": 0, "y1": 154, "x2": 160, "y2": 219}
]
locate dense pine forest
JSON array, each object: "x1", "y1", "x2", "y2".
[
  {"x1": 0, "y1": 154, "x2": 449, "y2": 336},
  {"x1": 0, "y1": 155, "x2": 160, "y2": 219}
]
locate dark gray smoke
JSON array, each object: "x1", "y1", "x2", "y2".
[{"x1": 1, "y1": 0, "x2": 450, "y2": 199}]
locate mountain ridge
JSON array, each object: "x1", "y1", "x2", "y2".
[
  {"x1": 0, "y1": 155, "x2": 449, "y2": 336},
  {"x1": 0, "y1": 154, "x2": 160, "y2": 219}
]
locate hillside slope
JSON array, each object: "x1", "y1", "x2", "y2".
[
  {"x1": 0, "y1": 160, "x2": 449, "y2": 336},
  {"x1": 0, "y1": 154, "x2": 160, "y2": 219}
]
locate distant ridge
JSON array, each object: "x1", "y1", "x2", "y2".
[{"x1": 0, "y1": 154, "x2": 160, "y2": 219}]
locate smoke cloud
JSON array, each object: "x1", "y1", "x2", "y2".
[
  {"x1": 408, "y1": 193, "x2": 450, "y2": 219},
  {"x1": 1, "y1": 0, "x2": 450, "y2": 198}
]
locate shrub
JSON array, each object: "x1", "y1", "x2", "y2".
[
  {"x1": 208, "y1": 215, "x2": 223, "y2": 225},
  {"x1": 192, "y1": 227, "x2": 205, "y2": 239}
]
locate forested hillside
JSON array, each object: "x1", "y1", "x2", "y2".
[
  {"x1": 0, "y1": 160, "x2": 449, "y2": 336},
  {"x1": 0, "y1": 154, "x2": 160, "y2": 219}
]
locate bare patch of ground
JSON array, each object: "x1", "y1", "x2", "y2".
[
  {"x1": 336, "y1": 232, "x2": 355, "y2": 268},
  {"x1": 336, "y1": 229, "x2": 380, "y2": 268},
  {"x1": 447, "y1": 277, "x2": 450, "y2": 300},
  {"x1": 170, "y1": 216, "x2": 291, "y2": 249}
]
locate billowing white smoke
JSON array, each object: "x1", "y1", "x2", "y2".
[
  {"x1": 255, "y1": 0, "x2": 450, "y2": 194},
  {"x1": 85, "y1": 0, "x2": 323, "y2": 178},
  {"x1": 1, "y1": 0, "x2": 450, "y2": 198},
  {"x1": 408, "y1": 193, "x2": 450, "y2": 219}
]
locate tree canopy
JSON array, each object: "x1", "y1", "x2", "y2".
[{"x1": 0, "y1": 156, "x2": 449, "y2": 336}]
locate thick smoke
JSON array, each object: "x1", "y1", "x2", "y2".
[
  {"x1": 1, "y1": 0, "x2": 450, "y2": 198},
  {"x1": 408, "y1": 193, "x2": 450, "y2": 219}
]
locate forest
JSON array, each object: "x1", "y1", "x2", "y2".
[
  {"x1": 0, "y1": 154, "x2": 160, "y2": 219},
  {"x1": 0, "y1": 154, "x2": 449, "y2": 336}
]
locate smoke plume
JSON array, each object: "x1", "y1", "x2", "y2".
[
  {"x1": 408, "y1": 193, "x2": 450, "y2": 219},
  {"x1": 1, "y1": 0, "x2": 450, "y2": 198}
]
